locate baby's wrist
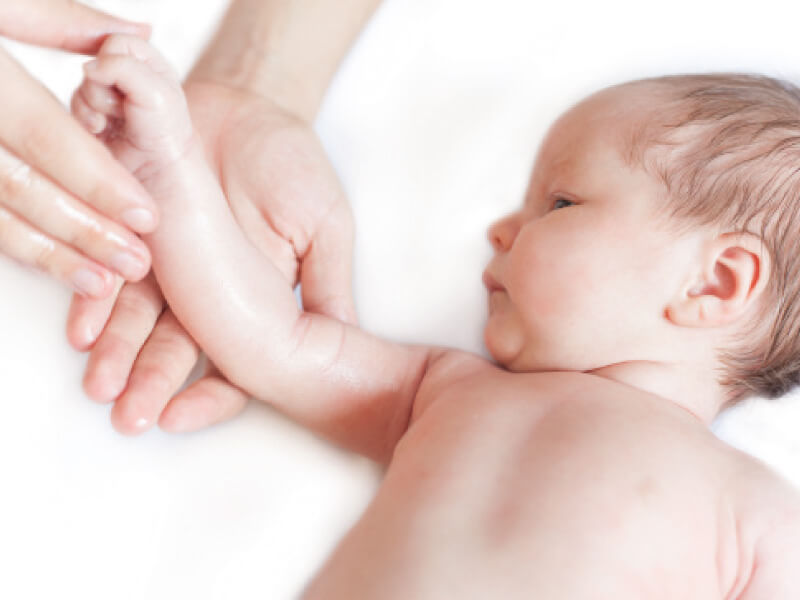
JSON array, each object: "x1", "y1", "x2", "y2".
[{"x1": 135, "y1": 132, "x2": 206, "y2": 197}]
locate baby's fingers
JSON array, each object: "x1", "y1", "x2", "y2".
[
  {"x1": 0, "y1": 47, "x2": 158, "y2": 234},
  {"x1": 71, "y1": 87, "x2": 108, "y2": 136},
  {"x1": 71, "y1": 80, "x2": 123, "y2": 135},
  {"x1": 83, "y1": 54, "x2": 176, "y2": 112},
  {"x1": 81, "y1": 80, "x2": 124, "y2": 119}
]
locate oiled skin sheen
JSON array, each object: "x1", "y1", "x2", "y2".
[{"x1": 76, "y1": 35, "x2": 800, "y2": 600}]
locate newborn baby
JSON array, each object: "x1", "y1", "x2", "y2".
[{"x1": 74, "y1": 35, "x2": 800, "y2": 598}]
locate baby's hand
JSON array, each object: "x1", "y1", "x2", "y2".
[{"x1": 71, "y1": 34, "x2": 193, "y2": 180}]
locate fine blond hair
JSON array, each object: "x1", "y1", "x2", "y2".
[{"x1": 626, "y1": 73, "x2": 800, "y2": 403}]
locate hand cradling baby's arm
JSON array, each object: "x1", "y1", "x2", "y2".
[{"x1": 72, "y1": 34, "x2": 433, "y2": 462}]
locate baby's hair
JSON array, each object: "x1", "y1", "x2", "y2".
[{"x1": 625, "y1": 73, "x2": 800, "y2": 403}]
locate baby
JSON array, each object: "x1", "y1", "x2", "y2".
[{"x1": 74, "y1": 35, "x2": 800, "y2": 598}]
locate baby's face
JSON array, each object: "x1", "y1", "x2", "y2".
[{"x1": 483, "y1": 85, "x2": 703, "y2": 373}]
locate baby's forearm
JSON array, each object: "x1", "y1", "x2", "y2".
[{"x1": 142, "y1": 145, "x2": 429, "y2": 461}]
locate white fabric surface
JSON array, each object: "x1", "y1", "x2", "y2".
[{"x1": 1, "y1": 0, "x2": 800, "y2": 598}]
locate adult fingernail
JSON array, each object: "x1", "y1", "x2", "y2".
[
  {"x1": 110, "y1": 251, "x2": 147, "y2": 280},
  {"x1": 121, "y1": 207, "x2": 156, "y2": 233},
  {"x1": 72, "y1": 268, "x2": 107, "y2": 297},
  {"x1": 80, "y1": 321, "x2": 100, "y2": 348}
]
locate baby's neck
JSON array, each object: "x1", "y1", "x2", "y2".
[{"x1": 588, "y1": 360, "x2": 726, "y2": 424}]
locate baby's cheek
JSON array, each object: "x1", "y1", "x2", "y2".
[{"x1": 510, "y1": 248, "x2": 580, "y2": 321}]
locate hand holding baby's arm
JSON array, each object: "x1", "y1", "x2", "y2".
[{"x1": 73, "y1": 35, "x2": 430, "y2": 462}]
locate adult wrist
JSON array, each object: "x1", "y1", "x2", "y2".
[
  {"x1": 186, "y1": 53, "x2": 319, "y2": 123},
  {"x1": 185, "y1": 0, "x2": 382, "y2": 124}
]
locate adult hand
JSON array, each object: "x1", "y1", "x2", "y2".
[
  {"x1": 0, "y1": 0, "x2": 157, "y2": 305},
  {"x1": 67, "y1": 81, "x2": 357, "y2": 434}
]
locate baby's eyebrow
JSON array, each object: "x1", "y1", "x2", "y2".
[
  {"x1": 523, "y1": 179, "x2": 544, "y2": 205},
  {"x1": 523, "y1": 189, "x2": 534, "y2": 204}
]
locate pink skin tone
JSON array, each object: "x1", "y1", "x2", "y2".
[
  {"x1": 73, "y1": 35, "x2": 800, "y2": 598},
  {"x1": 69, "y1": 83, "x2": 358, "y2": 435},
  {"x1": 66, "y1": 0, "x2": 376, "y2": 436},
  {"x1": 0, "y1": 0, "x2": 156, "y2": 299}
]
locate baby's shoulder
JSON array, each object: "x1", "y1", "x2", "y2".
[
  {"x1": 411, "y1": 350, "x2": 498, "y2": 421},
  {"x1": 411, "y1": 350, "x2": 586, "y2": 423}
]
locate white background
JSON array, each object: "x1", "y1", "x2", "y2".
[{"x1": 2, "y1": 1, "x2": 800, "y2": 598}]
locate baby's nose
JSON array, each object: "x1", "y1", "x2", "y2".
[{"x1": 488, "y1": 214, "x2": 518, "y2": 252}]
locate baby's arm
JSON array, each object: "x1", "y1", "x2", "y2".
[{"x1": 74, "y1": 35, "x2": 444, "y2": 462}]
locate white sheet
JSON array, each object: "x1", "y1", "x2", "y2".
[{"x1": 2, "y1": 1, "x2": 799, "y2": 598}]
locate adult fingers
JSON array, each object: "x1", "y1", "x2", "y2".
[
  {"x1": 110, "y1": 309, "x2": 200, "y2": 435},
  {"x1": 0, "y1": 144, "x2": 151, "y2": 283},
  {"x1": 96, "y1": 32, "x2": 175, "y2": 75},
  {"x1": 0, "y1": 204, "x2": 114, "y2": 298},
  {"x1": 83, "y1": 274, "x2": 164, "y2": 403},
  {"x1": 66, "y1": 277, "x2": 123, "y2": 351},
  {"x1": 0, "y1": 48, "x2": 158, "y2": 235},
  {"x1": 159, "y1": 364, "x2": 250, "y2": 433},
  {"x1": 300, "y1": 199, "x2": 358, "y2": 325},
  {"x1": 0, "y1": 0, "x2": 150, "y2": 55}
]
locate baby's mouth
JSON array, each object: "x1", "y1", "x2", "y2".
[{"x1": 482, "y1": 270, "x2": 504, "y2": 293}]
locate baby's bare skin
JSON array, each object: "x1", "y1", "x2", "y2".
[
  {"x1": 74, "y1": 36, "x2": 800, "y2": 598},
  {"x1": 304, "y1": 353, "x2": 800, "y2": 599}
]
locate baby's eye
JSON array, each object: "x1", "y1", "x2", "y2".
[{"x1": 552, "y1": 197, "x2": 575, "y2": 210}]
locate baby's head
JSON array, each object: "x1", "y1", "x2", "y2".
[{"x1": 483, "y1": 73, "x2": 800, "y2": 408}]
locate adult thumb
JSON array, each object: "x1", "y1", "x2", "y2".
[
  {"x1": 0, "y1": 0, "x2": 150, "y2": 55},
  {"x1": 300, "y1": 202, "x2": 359, "y2": 325}
]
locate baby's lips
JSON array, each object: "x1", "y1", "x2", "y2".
[{"x1": 482, "y1": 270, "x2": 504, "y2": 293}]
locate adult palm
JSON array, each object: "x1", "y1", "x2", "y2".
[{"x1": 67, "y1": 80, "x2": 357, "y2": 434}]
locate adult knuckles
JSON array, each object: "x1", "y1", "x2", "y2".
[
  {"x1": 145, "y1": 321, "x2": 198, "y2": 366},
  {"x1": 17, "y1": 115, "x2": 62, "y2": 165},
  {"x1": 91, "y1": 331, "x2": 139, "y2": 369},
  {"x1": 17, "y1": 115, "x2": 124, "y2": 211},
  {"x1": 133, "y1": 359, "x2": 182, "y2": 395},
  {"x1": 0, "y1": 160, "x2": 33, "y2": 202},
  {"x1": 114, "y1": 285, "x2": 162, "y2": 324},
  {"x1": 0, "y1": 206, "x2": 11, "y2": 240},
  {"x1": 21, "y1": 225, "x2": 58, "y2": 272},
  {"x1": 64, "y1": 215, "x2": 105, "y2": 251}
]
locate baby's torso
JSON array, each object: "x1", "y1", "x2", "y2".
[{"x1": 303, "y1": 353, "x2": 798, "y2": 600}]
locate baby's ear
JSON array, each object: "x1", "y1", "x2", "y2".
[{"x1": 666, "y1": 232, "x2": 771, "y2": 328}]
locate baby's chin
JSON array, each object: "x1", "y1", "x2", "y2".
[
  {"x1": 484, "y1": 324, "x2": 535, "y2": 371},
  {"x1": 484, "y1": 324, "x2": 573, "y2": 373}
]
